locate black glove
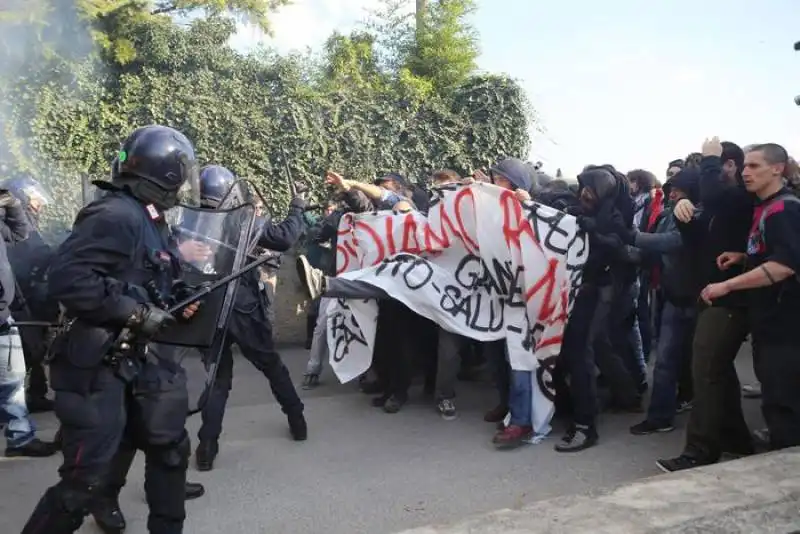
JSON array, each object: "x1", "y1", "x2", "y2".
[
  {"x1": 0, "y1": 190, "x2": 19, "y2": 208},
  {"x1": 290, "y1": 195, "x2": 308, "y2": 211},
  {"x1": 126, "y1": 303, "x2": 175, "y2": 338},
  {"x1": 576, "y1": 215, "x2": 597, "y2": 233},
  {"x1": 171, "y1": 280, "x2": 194, "y2": 303}
]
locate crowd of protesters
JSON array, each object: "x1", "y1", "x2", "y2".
[
  {"x1": 296, "y1": 137, "x2": 800, "y2": 467},
  {"x1": 2, "y1": 136, "x2": 799, "y2": 477}
]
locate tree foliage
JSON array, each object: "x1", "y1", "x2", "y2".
[{"x1": 0, "y1": 0, "x2": 534, "y2": 229}]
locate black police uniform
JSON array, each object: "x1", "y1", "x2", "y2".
[
  {"x1": 6, "y1": 191, "x2": 56, "y2": 409},
  {"x1": 22, "y1": 126, "x2": 198, "y2": 534},
  {"x1": 196, "y1": 202, "x2": 306, "y2": 467}
]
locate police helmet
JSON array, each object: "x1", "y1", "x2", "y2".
[
  {"x1": 2, "y1": 176, "x2": 51, "y2": 212},
  {"x1": 199, "y1": 165, "x2": 236, "y2": 208},
  {"x1": 111, "y1": 125, "x2": 199, "y2": 210}
]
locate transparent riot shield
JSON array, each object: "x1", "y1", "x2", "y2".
[{"x1": 162, "y1": 199, "x2": 256, "y2": 413}]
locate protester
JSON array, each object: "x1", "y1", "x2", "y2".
[
  {"x1": 482, "y1": 158, "x2": 540, "y2": 448},
  {"x1": 554, "y1": 165, "x2": 637, "y2": 452},
  {"x1": 627, "y1": 169, "x2": 663, "y2": 366},
  {"x1": 627, "y1": 167, "x2": 701, "y2": 435},
  {"x1": 657, "y1": 138, "x2": 754, "y2": 472},
  {"x1": 699, "y1": 143, "x2": 800, "y2": 451},
  {"x1": 301, "y1": 189, "x2": 373, "y2": 389}
]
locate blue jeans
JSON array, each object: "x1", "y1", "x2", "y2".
[
  {"x1": 508, "y1": 370, "x2": 532, "y2": 427},
  {"x1": 647, "y1": 302, "x2": 697, "y2": 425},
  {"x1": 0, "y1": 326, "x2": 35, "y2": 448}
]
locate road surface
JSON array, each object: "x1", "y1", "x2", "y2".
[{"x1": 1, "y1": 344, "x2": 763, "y2": 533}]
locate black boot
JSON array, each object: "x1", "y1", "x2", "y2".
[
  {"x1": 6, "y1": 438, "x2": 58, "y2": 458},
  {"x1": 288, "y1": 412, "x2": 307, "y2": 441},
  {"x1": 21, "y1": 486, "x2": 85, "y2": 534},
  {"x1": 91, "y1": 496, "x2": 126, "y2": 534},
  {"x1": 186, "y1": 482, "x2": 205, "y2": 500},
  {"x1": 195, "y1": 440, "x2": 218, "y2": 472}
]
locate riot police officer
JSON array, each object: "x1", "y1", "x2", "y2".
[
  {"x1": 194, "y1": 165, "x2": 307, "y2": 471},
  {"x1": 3, "y1": 176, "x2": 57, "y2": 412},
  {"x1": 22, "y1": 125, "x2": 204, "y2": 534}
]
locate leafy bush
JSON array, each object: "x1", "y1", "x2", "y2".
[{"x1": 0, "y1": 3, "x2": 535, "y2": 226}]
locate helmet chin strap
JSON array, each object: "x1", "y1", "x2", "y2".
[{"x1": 116, "y1": 178, "x2": 179, "y2": 211}]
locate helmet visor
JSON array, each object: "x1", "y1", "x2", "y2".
[{"x1": 177, "y1": 156, "x2": 200, "y2": 207}]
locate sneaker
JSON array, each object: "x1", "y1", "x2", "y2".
[
  {"x1": 676, "y1": 400, "x2": 693, "y2": 413},
  {"x1": 437, "y1": 399, "x2": 457, "y2": 421},
  {"x1": 302, "y1": 374, "x2": 320, "y2": 390},
  {"x1": 483, "y1": 405, "x2": 508, "y2": 423},
  {"x1": 493, "y1": 425, "x2": 533, "y2": 450},
  {"x1": 5, "y1": 438, "x2": 58, "y2": 458},
  {"x1": 554, "y1": 425, "x2": 597, "y2": 453},
  {"x1": 383, "y1": 395, "x2": 407, "y2": 414},
  {"x1": 655, "y1": 454, "x2": 713, "y2": 473},
  {"x1": 630, "y1": 420, "x2": 674, "y2": 436},
  {"x1": 296, "y1": 255, "x2": 325, "y2": 300}
]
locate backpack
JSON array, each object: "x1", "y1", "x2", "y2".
[{"x1": 758, "y1": 193, "x2": 800, "y2": 249}]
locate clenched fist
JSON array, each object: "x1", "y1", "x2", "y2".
[
  {"x1": 673, "y1": 199, "x2": 696, "y2": 223},
  {"x1": 701, "y1": 136, "x2": 723, "y2": 158}
]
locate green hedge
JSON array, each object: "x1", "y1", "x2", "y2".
[{"x1": 1, "y1": 16, "x2": 533, "y2": 227}]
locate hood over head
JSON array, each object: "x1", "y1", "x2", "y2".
[
  {"x1": 663, "y1": 167, "x2": 701, "y2": 203},
  {"x1": 578, "y1": 165, "x2": 619, "y2": 202},
  {"x1": 490, "y1": 158, "x2": 533, "y2": 192}
]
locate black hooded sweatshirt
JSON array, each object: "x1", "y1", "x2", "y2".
[
  {"x1": 678, "y1": 156, "x2": 753, "y2": 309},
  {"x1": 575, "y1": 168, "x2": 632, "y2": 286}
]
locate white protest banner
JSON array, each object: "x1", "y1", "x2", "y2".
[{"x1": 326, "y1": 183, "x2": 588, "y2": 435}]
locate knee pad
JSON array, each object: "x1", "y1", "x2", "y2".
[{"x1": 148, "y1": 432, "x2": 191, "y2": 471}]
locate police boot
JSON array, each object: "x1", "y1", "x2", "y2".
[
  {"x1": 22, "y1": 485, "x2": 88, "y2": 534},
  {"x1": 288, "y1": 412, "x2": 307, "y2": 441},
  {"x1": 91, "y1": 496, "x2": 126, "y2": 534},
  {"x1": 186, "y1": 482, "x2": 205, "y2": 500},
  {"x1": 195, "y1": 440, "x2": 218, "y2": 472}
]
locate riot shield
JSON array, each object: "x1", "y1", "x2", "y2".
[{"x1": 162, "y1": 200, "x2": 256, "y2": 412}]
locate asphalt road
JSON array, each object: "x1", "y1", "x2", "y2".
[{"x1": 1, "y1": 343, "x2": 764, "y2": 534}]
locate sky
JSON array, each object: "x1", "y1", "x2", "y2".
[{"x1": 230, "y1": 0, "x2": 800, "y2": 179}]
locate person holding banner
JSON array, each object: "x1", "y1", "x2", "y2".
[
  {"x1": 478, "y1": 158, "x2": 542, "y2": 449},
  {"x1": 554, "y1": 165, "x2": 638, "y2": 453}
]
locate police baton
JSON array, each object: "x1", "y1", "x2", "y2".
[
  {"x1": 167, "y1": 252, "x2": 276, "y2": 314},
  {"x1": 12, "y1": 253, "x2": 278, "y2": 330}
]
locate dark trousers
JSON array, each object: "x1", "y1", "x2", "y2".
[
  {"x1": 637, "y1": 273, "x2": 652, "y2": 362},
  {"x1": 16, "y1": 309, "x2": 49, "y2": 399},
  {"x1": 198, "y1": 306, "x2": 303, "y2": 442},
  {"x1": 487, "y1": 340, "x2": 510, "y2": 408},
  {"x1": 23, "y1": 349, "x2": 190, "y2": 534},
  {"x1": 372, "y1": 300, "x2": 416, "y2": 400},
  {"x1": 684, "y1": 306, "x2": 751, "y2": 462},
  {"x1": 753, "y1": 342, "x2": 800, "y2": 450}
]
